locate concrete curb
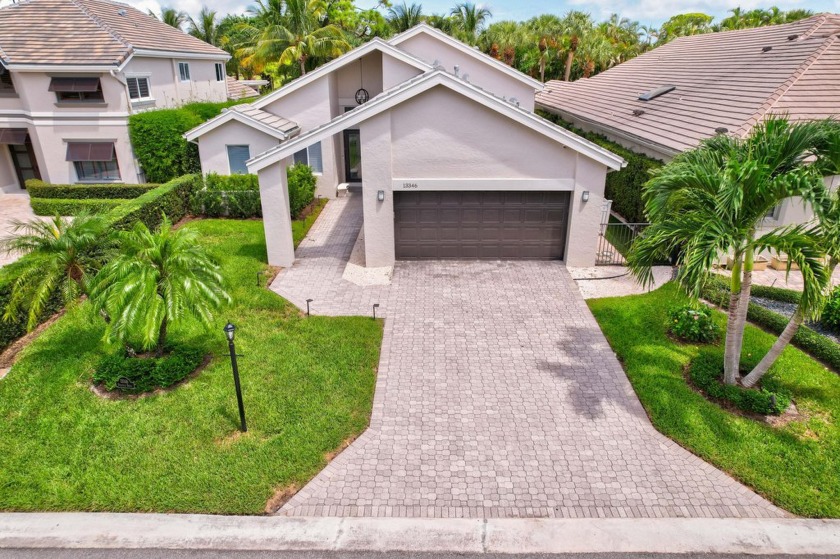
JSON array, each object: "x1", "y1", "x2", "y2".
[{"x1": 1, "y1": 514, "x2": 839, "y2": 555}]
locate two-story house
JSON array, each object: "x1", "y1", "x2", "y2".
[
  {"x1": 186, "y1": 24, "x2": 626, "y2": 269},
  {"x1": 0, "y1": 0, "x2": 229, "y2": 193}
]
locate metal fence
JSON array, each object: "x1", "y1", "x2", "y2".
[{"x1": 596, "y1": 220, "x2": 649, "y2": 266}]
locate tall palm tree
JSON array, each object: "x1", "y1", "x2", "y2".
[
  {"x1": 450, "y1": 2, "x2": 492, "y2": 43},
  {"x1": 150, "y1": 7, "x2": 188, "y2": 30},
  {"x1": 742, "y1": 123, "x2": 840, "y2": 387},
  {"x1": 387, "y1": 2, "x2": 424, "y2": 33},
  {"x1": 243, "y1": 0, "x2": 349, "y2": 76},
  {"x1": 0, "y1": 215, "x2": 110, "y2": 330},
  {"x1": 189, "y1": 7, "x2": 221, "y2": 46},
  {"x1": 628, "y1": 117, "x2": 832, "y2": 386},
  {"x1": 89, "y1": 219, "x2": 230, "y2": 356},
  {"x1": 559, "y1": 11, "x2": 592, "y2": 81}
]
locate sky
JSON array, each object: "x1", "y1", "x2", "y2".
[{"x1": 1, "y1": 0, "x2": 835, "y2": 28}]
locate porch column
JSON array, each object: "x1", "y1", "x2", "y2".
[
  {"x1": 566, "y1": 155, "x2": 608, "y2": 267},
  {"x1": 257, "y1": 157, "x2": 295, "y2": 267},
  {"x1": 360, "y1": 112, "x2": 396, "y2": 268}
]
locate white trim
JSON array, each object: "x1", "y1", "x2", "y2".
[
  {"x1": 226, "y1": 144, "x2": 251, "y2": 175},
  {"x1": 183, "y1": 108, "x2": 298, "y2": 142},
  {"x1": 392, "y1": 178, "x2": 576, "y2": 191},
  {"x1": 252, "y1": 38, "x2": 431, "y2": 110},
  {"x1": 248, "y1": 71, "x2": 625, "y2": 173},
  {"x1": 388, "y1": 24, "x2": 544, "y2": 91},
  {"x1": 133, "y1": 49, "x2": 229, "y2": 61}
]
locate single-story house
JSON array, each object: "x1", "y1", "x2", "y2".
[
  {"x1": 537, "y1": 13, "x2": 840, "y2": 228},
  {"x1": 186, "y1": 24, "x2": 625, "y2": 269}
]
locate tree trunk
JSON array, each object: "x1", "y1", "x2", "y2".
[
  {"x1": 723, "y1": 255, "x2": 743, "y2": 385},
  {"x1": 742, "y1": 308, "x2": 803, "y2": 388},
  {"x1": 564, "y1": 51, "x2": 574, "y2": 81},
  {"x1": 155, "y1": 318, "x2": 168, "y2": 358},
  {"x1": 299, "y1": 59, "x2": 306, "y2": 75},
  {"x1": 730, "y1": 249, "x2": 754, "y2": 380}
]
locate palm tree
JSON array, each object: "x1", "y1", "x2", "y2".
[
  {"x1": 742, "y1": 123, "x2": 840, "y2": 387},
  {"x1": 242, "y1": 0, "x2": 350, "y2": 76},
  {"x1": 151, "y1": 7, "x2": 188, "y2": 30},
  {"x1": 450, "y1": 2, "x2": 492, "y2": 43},
  {"x1": 0, "y1": 215, "x2": 110, "y2": 330},
  {"x1": 387, "y1": 2, "x2": 423, "y2": 33},
  {"x1": 189, "y1": 7, "x2": 221, "y2": 46},
  {"x1": 559, "y1": 11, "x2": 592, "y2": 81},
  {"x1": 628, "y1": 117, "x2": 832, "y2": 386},
  {"x1": 89, "y1": 219, "x2": 230, "y2": 356}
]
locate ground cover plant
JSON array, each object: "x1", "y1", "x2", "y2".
[{"x1": 0, "y1": 218, "x2": 382, "y2": 513}]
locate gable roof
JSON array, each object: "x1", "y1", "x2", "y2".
[
  {"x1": 247, "y1": 70, "x2": 625, "y2": 173},
  {"x1": 185, "y1": 104, "x2": 299, "y2": 142},
  {"x1": 389, "y1": 23, "x2": 543, "y2": 91},
  {"x1": 0, "y1": 0, "x2": 228, "y2": 68},
  {"x1": 226, "y1": 76, "x2": 261, "y2": 100},
  {"x1": 252, "y1": 38, "x2": 432, "y2": 110},
  {"x1": 536, "y1": 14, "x2": 840, "y2": 156}
]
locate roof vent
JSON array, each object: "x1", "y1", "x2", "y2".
[
  {"x1": 462, "y1": 73, "x2": 470, "y2": 82},
  {"x1": 762, "y1": 46, "x2": 772, "y2": 52},
  {"x1": 510, "y1": 97, "x2": 519, "y2": 107},
  {"x1": 715, "y1": 127, "x2": 729, "y2": 134},
  {"x1": 638, "y1": 85, "x2": 675, "y2": 101},
  {"x1": 117, "y1": 8, "x2": 127, "y2": 15},
  {"x1": 788, "y1": 34, "x2": 799, "y2": 41},
  {"x1": 454, "y1": 65, "x2": 460, "y2": 77},
  {"x1": 632, "y1": 109, "x2": 645, "y2": 116}
]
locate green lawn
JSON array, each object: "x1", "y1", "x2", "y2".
[
  {"x1": 588, "y1": 283, "x2": 840, "y2": 518},
  {"x1": 0, "y1": 217, "x2": 382, "y2": 514}
]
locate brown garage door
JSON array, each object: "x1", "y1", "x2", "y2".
[{"x1": 394, "y1": 191, "x2": 570, "y2": 260}]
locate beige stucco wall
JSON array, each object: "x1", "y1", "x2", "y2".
[
  {"x1": 382, "y1": 53, "x2": 424, "y2": 90},
  {"x1": 197, "y1": 120, "x2": 280, "y2": 175},
  {"x1": 122, "y1": 56, "x2": 227, "y2": 110},
  {"x1": 334, "y1": 51, "x2": 383, "y2": 103},
  {"x1": 354, "y1": 85, "x2": 607, "y2": 268},
  {"x1": 396, "y1": 33, "x2": 537, "y2": 111}
]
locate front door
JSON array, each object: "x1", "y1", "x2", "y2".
[
  {"x1": 343, "y1": 129, "x2": 362, "y2": 183},
  {"x1": 9, "y1": 136, "x2": 41, "y2": 188}
]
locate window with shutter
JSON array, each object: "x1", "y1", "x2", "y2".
[
  {"x1": 227, "y1": 145, "x2": 251, "y2": 174},
  {"x1": 127, "y1": 77, "x2": 151, "y2": 100},
  {"x1": 215, "y1": 63, "x2": 225, "y2": 82},
  {"x1": 179, "y1": 62, "x2": 191, "y2": 82}
]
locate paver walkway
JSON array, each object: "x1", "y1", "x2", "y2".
[
  {"x1": 0, "y1": 193, "x2": 38, "y2": 268},
  {"x1": 271, "y1": 194, "x2": 786, "y2": 519}
]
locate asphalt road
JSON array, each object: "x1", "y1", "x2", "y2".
[{"x1": 0, "y1": 551, "x2": 826, "y2": 559}]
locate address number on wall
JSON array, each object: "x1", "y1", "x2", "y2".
[{"x1": 401, "y1": 182, "x2": 419, "y2": 189}]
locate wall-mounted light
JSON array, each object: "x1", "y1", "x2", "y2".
[
  {"x1": 581, "y1": 191, "x2": 590, "y2": 202},
  {"x1": 377, "y1": 190, "x2": 385, "y2": 202}
]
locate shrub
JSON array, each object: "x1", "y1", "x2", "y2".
[
  {"x1": 25, "y1": 180, "x2": 158, "y2": 200},
  {"x1": 287, "y1": 163, "x2": 316, "y2": 218},
  {"x1": 129, "y1": 109, "x2": 203, "y2": 183},
  {"x1": 700, "y1": 276, "x2": 840, "y2": 372},
  {"x1": 104, "y1": 174, "x2": 200, "y2": 231},
  {"x1": 192, "y1": 173, "x2": 261, "y2": 218},
  {"x1": 690, "y1": 349, "x2": 791, "y2": 415},
  {"x1": 820, "y1": 286, "x2": 840, "y2": 333},
  {"x1": 537, "y1": 110, "x2": 663, "y2": 223},
  {"x1": 0, "y1": 260, "x2": 63, "y2": 352},
  {"x1": 93, "y1": 345, "x2": 205, "y2": 394},
  {"x1": 30, "y1": 198, "x2": 124, "y2": 216},
  {"x1": 668, "y1": 305, "x2": 719, "y2": 343}
]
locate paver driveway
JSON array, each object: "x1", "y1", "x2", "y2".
[{"x1": 273, "y1": 195, "x2": 785, "y2": 519}]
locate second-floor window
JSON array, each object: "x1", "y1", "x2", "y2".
[
  {"x1": 126, "y1": 76, "x2": 151, "y2": 101},
  {"x1": 215, "y1": 63, "x2": 225, "y2": 82},
  {"x1": 178, "y1": 62, "x2": 191, "y2": 82},
  {"x1": 49, "y1": 77, "x2": 104, "y2": 103},
  {"x1": 0, "y1": 66, "x2": 14, "y2": 95}
]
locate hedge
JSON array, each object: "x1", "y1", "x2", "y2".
[
  {"x1": 537, "y1": 110, "x2": 663, "y2": 223},
  {"x1": 104, "y1": 174, "x2": 200, "y2": 231},
  {"x1": 30, "y1": 198, "x2": 125, "y2": 216},
  {"x1": 287, "y1": 163, "x2": 317, "y2": 218},
  {"x1": 93, "y1": 345, "x2": 205, "y2": 394},
  {"x1": 700, "y1": 276, "x2": 840, "y2": 372},
  {"x1": 25, "y1": 180, "x2": 159, "y2": 200},
  {"x1": 128, "y1": 101, "x2": 248, "y2": 184}
]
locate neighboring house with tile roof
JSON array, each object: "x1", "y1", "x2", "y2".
[
  {"x1": 537, "y1": 14, "x2": 840, "y2": 227},
  {"x1": 186, "y1": 24, "x2": 625, "y2": 268},
  {"x1": 0, "y1": 0, "x2": 229, "y2": 192}
]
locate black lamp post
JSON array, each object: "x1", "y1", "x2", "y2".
[{"x1": 224, "y1": 322, "x2": 247, "y2": 433}]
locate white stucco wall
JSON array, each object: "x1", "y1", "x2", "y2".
[
  {"x1": 122, "y1": 56, "x2": 228, "y2": 109},
  {"x1": 335, "y1": 51, "x2": 383, "y2": 102},
  {"x1": 197, "y1": 120, "x2": 280, "y2": 175},
  {"x1": 0, "y1": 145, "x2": 19, "y2": 192},
  {"x1": 382, "y1": 53, "x2": 424, "y2": 90},
  {"x1": 395, "y1": 33, "x2": 537, "y2": 111}
]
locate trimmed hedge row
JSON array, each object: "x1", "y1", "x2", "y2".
[
  {"x1": 690, "y1": 349, "x2": 791, "y2": 415},
  {"x1": 701, "y1": 277, "x2": 840, "y2": 372},
  {"x1": 30, "y1": 198, "x2": 125, "y2": 216},
  {"x1": 0, "y1": 175, "x2": 200, "y2": 353},
  {"x1": 537, "y1": 110, "x2": 663, "y2": 223},
  {"x1": 26, "y1": 180, "x2": 159, "y2": 200}
]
